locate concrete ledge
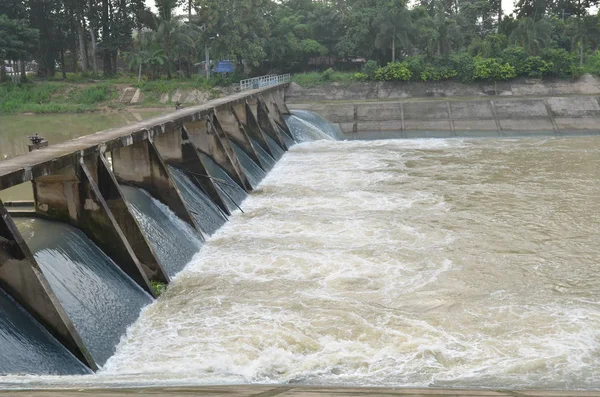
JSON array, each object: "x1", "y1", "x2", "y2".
[{"x1": 2, "y1": 386, "x2": 599, "y2": 397}]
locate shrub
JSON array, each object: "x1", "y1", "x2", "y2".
[
  {"x1": 404, "y1": 56, "x2": 426, "y2": 80},
  {"x1": 525, "y1": 56, "x2": 553, "y2": 78},
  {"x1": 374, "y1": 62, "x2": 412, "y2": 81},
  {"x1": 450, "y1": 52, "x2": 476, "y2": 83},
  {"x1": 362, "y1": 60, "x2": 379, "y2": 79},
  {"x1": 420, "y1": 65, "x2": 458, "y2": 81},
  {"x1": 501, "y1": 46, "x2": 529, "y2": 75},
  {"x1": 473, "y1": 57, "x2": 516, "y2": 81},
  {"x1": 353, "y1": 72, "x2": 369, "y2": 81},
  {"x1": 322, "y1": 68, "x2": 335, "y2": 81},
  {"x1": 542, "y1": 48, "x2": 578, "y2": 77}
]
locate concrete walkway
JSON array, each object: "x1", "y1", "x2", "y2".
[{"x1": 2, "y1": 386, "x2": 600, "y2": 397}]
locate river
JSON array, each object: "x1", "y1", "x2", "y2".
[
  {"x1": 0, "y1": 111, "x2": 165, "y2": 201},
  {"x1": 2, "y1": 135, "x2": 599, "y2": 390}
]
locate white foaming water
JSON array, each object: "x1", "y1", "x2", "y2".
[{"x1": 3, "y1": 136, "x2": 600, "y2": 390}]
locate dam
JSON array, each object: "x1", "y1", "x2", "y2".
[{"x1": 1, "y1": 82, "x2": 600, "y2": 393}]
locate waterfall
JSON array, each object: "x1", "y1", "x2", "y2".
[
  {"x1": 120, "y1": 186, "x2": 203, "y2": 278},
  {"x1": 250, "y1": 137, "x2": 276, "y2": 170},
  {"x1": 167, "y1": 166, "x2": 228, "y2": 237},
  {"x1": 264, "y1": 134, "x2": 285, "y2": 160},
  {"x1": 15, "y1": 218, "x2": 153, "y2": 367},
  {"x1": 278, "y1": 125, "x2": 296, "y2": 148},
  {"x1": 285, "y1": 115, "x2": 336, "y2": 143},
  {"x1": 230, "y1": 141, "x2": 267, "y2": 188},
  {"x1": 289, "y1": 109, "x2": 344, "y2": 140},
  {"x1": 0, "y1": 287, "x2": 91, "y2": 375},
  {"x1": 198, "y1": 153, "x2": 248, "y2": 213}
]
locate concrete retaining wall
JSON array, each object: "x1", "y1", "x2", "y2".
[
  {"x1": 288, "y1": 96, "x2": 600, "y2": 137},
  {"x1": 286, "y1": 74, "x2": 600, "y2": 103}
]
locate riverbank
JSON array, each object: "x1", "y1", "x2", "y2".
[
  {"x1": 0, "y1": 78, "x2": 231, "y2": 115},
  {"x1": 0, "y1": 385, "x2": 598, "y2": 396}
]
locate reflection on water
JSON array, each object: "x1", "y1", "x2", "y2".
[{"x1": 0, "y1": 111, "x2": 165, "y2": 202}]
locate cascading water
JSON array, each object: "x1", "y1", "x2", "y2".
[
  {"x1": 264, "y1": 134, "x2": 285, "y2": 160},
  {"x1": 0, "y1": 287, "x2": 91, "y2": 375},
  {"x1": 167, "y1": 166, "x2": 228, "y2": 236},
  {"x1": 120, "y1": 186, "x2": 203, "y2": 277},
  {"x1": 249, "y1": 137, "x2": 276, "y2": 170},
  {"x1": 290, "y1": 110, "x2": 344, "y2": 140},
  {"x1": 285, "y1": 115, "x2": 336, "y2": 143},
  {"x1": 198, "y1": 153, "x2": 248, "y2": 213},
  {"x1": 230, "y1": 142, "x2": 267, "y2": 188},
  {"x1": 15, "y1": 218, "x2": 153, "y2": 367},
  {"x1": 278, "y1": 126, "x2": 296, "y2": 148}
]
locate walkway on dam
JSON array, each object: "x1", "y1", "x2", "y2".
[{"x1": 2, "y1": 386, "x2": 599, "y2": 397}]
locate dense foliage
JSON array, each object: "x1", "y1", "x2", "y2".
[{"x1": 2, "y1": 0, "x2": 600, "y2": 82}]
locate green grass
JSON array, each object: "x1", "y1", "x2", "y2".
[
  {"x1": 292, "y1": 71, "x2": 355, "y2": 88},
  {"x1": 0, "y1": 82, "x2": 116, "y2": 114},
  {"x1": 151, "y1": 281, "x2": 167, "y2": 297}
]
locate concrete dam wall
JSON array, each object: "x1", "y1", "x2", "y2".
[
  {"x1": 0, "y1": 84, "x2": 298, "y2": 375},
  {"x1": 288, "y1": 96, "x2": 600, "y2": 137}
]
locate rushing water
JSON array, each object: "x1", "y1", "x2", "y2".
[
  {"x1": 250, "y1": 137, "x2": 276, "y2": 170},
  {"x1": 0, "y1": 287, "x2": 91, "y2": 376},
  {"x1": 15, "y1": 218, "x2": 153, "y2": 367},
  {"x1": 230, "y1": 141, "x2": 267, "y2": 188},
  {"x1": 84, "y1": 136, "x2": 600, "y2": 390},
  {"x1": 199, "y1": 153, "x2": 248, "y2": 213},
  {"x1": 289, "y1": 110, "x2": 344, "y2": 140},
  {"x1": 167, "y1": 166, "x2": 229, "y2": 237},
  {"x1": 120, "y1": 186, "x2": 204, "y2": 277}
]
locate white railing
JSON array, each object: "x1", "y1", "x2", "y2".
[{"x1": 239, "y1": 74, "x2": 291, "y2": 91}]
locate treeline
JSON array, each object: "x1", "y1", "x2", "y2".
[{"x1": 2, "y1": 0, "x2": 600, "y2": 82}]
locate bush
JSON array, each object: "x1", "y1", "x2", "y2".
[
  {"x1": 542, "y1": 48, "x2": 578, "y2": 77},
  {"x1": 374, "y1": 62, "x2": 412, "y2": 81},
  {"x1": 502, "y1": 46, "x2": 529, "y2": 75},
  {"x1": 525, "y1": 56, "x2": 553, "y2": 78},
  {"x1": 353, "y1": 72, "x2": 369, "y2": 81},
  {"x1": 322, "y1": 68, "x2": 335, "y2": 81},
  {"x1": 404, "y1": 56, "x2": 426, "y2": 80},
  {"x1": 420, "y1": 65, "x2": 458, "y2": 81},
  {"x1": 450, "y1": 52, "x2": 476, "y2": 83},
  {"x1": 362, "y1": 60, "x2": 379, "y2": 79},
  {"x1": 473, "y1": 57, "x2": 516, "y2": 81}
]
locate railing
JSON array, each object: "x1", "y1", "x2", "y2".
[{"x1": 240, "y1": 74, "x2": 291, "y2": 91}]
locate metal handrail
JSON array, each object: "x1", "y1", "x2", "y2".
[{"x1": 240, "y1": 74, "x2": 291, "y2": 91}]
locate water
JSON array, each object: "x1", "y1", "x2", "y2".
[
  {"x1": 120, "y1": 186, "x2": 204, "y2": 277},
  {"x1": 290, "y1": 110, "x2": 344, "y2": 140},
  {"x1": 286, "y1": 115, "x2": 336, "y2": 143},
  {"x1": 0, "y1": 287, "x2": 91, "y2": 376},
  {"x1": 250, "y1": 137, "x2": 276, "y2": 170},
  {"x1": 230, "y1": 142, "x2": 267, "y2": 189},
  {"x1": 199, "y1": 153, "x2": 248, "y2": 213},
  {"x1": 278, "y1": 126, "x2": 296, "y2": 148},
  {"x1": 167, "y1": 166, "x2": 228, "y2": 237},
  {"x1": 95, "y1": 136, "x2": 600, "y2": 390},
  {"x1": 0, "y1": 111, "x2": 164, "y2": 202},
  {"x1": 15, "y1": 218, "x2": 153, "y2": 367},
  {"x1": 264, "y1": 134, "x2": 285, "y2": 160}
]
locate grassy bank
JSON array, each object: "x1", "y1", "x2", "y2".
[{"x1": 0, "y1": 75, "x2": 228, "y2": 115}]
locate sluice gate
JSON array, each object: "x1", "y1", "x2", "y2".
[{"x1": 0, "y1": 85, "x2": 293, "y2": 374}]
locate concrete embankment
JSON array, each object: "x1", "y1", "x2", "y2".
[
  {"x1": 286, "y1": 75, "x2": 600, "y2": 137},
  {"x1": 1, "y1": 386, "x2": 599, "y2": 397}
]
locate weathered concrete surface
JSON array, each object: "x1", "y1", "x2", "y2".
[
  {"x1": 286, "y1": 74, "x2": 600, "y2": 102},
  {"x1": 1, "y1": 386, "x2": 599, "y2": 397},
  {"x1": 289, "y1": 95, "x2": 600, "y2": 135}
]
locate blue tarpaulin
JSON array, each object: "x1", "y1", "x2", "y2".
[{"x1": 214, "y1": 60, "x2": 234, "y2": 73}]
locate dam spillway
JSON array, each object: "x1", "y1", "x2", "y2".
[{"x1": 1, "y1": 84, "x2": 600, "y2": 391}]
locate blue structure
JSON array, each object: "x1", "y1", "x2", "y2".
[{"x1": 213, "y1": 60, "x2": 234, "y2": 73}]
